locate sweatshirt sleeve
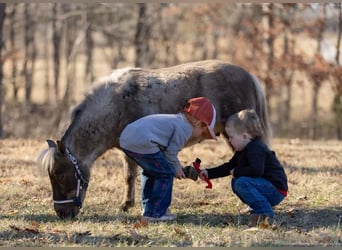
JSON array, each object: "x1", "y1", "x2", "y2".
[
  {"x1": 206, "y1": 154, "x2": 238, "y2": 179},
  {"x1": 163, "y1": 124, "x2": 192, "y2": 172}
]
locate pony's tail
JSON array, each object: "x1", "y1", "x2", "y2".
[
  {"x1": 250, "y1": 74, "x2": 272, "y2": 146},
  {"x1": 36, "y1": 147, "x2": 56, "y2": 176}
]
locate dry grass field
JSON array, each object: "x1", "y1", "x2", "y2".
[
  {"x1": 0, "y1": 137, "x2": 341, "y2": 247},
  {"x1": 1, "y1": 6, "x2": 341, "y2": 246}
]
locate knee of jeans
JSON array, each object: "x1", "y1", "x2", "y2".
[{"x1": 234, "y1": 177, "x2": 251, "y2": 191}]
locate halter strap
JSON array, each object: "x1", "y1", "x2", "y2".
[
  {"x1": 65, "y1": 147, "x2": 88, "y2": 184},
  {"x1": 53, "y1": 147, "x2": 88, "y2": 208}
]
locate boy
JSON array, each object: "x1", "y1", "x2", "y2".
[
  {"x1": 119, "y1": 97, "x2": 217, "y2": 221},
  {"x1": 200, "y1": 109, "x2": 288, "y2": 226}
]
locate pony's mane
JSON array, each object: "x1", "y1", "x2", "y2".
[
  {"x1": 75, "y1": 68, "x2": 133, "y2": 111},
  {"x1": 36, "y1": 147, "x2": 56, "y2": 176},
  {"x1": 62, "y1": 71, "x2": 128, "y2": 141},
  {"x1": 88, "y1": 67, "x2": 136, "y2": 93}
]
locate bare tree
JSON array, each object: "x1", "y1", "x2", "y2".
[
  {"x1": 43, "y1": 11, "x2": 51, "y2": 104},
  {"x1": 309, "y1": 4, "x2": 328, "y2": 139},
  {"x1": 277, "y1": 4, "x2": 298, "y2": 132},
  {"x1": 98, "y1": 5, "x2": 131, "y2": 69},
  {"x1": 336, "y1": 3, "x2": 341, "y2": 65},
  {"x1": 262, "y1": 3, "x2": 276, "y2": 117},
  {"x1": 63, "y1": 4, "x2": 76, "y2": 104},
  {"x1": 84, "y1": 5, "x2": 94, "y2": 84},
  {"x1": 52, "y1": 3, "x2": 62, "y2": 103},
  {"x1": 8, "y1": 4, "x2": 18, "y2": 101},
  {"x1": 135, "y1": 3, "x2": 150, "y2": 67},
  {"x1": 332, "y1": 66, "x2": 342, "y2": 139},
  {"x1": 155, "y1": 4, "x2": 179, "y2": 67},
  {"x1": 332, "y1": 3, "x2": 342, "y2": 139},
  {"x1": 23, "y1": 3, "x2": 37, "y2": 104},
  {"x1": 63, "y1": 5, "x2": 85, "y2": 104},
  {"x1": 0, "y1": 3, "x2": 5, "y2": 138}
]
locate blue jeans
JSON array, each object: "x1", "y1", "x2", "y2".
[
  {"x1": 122, "y1": 149, "x2": 175, "y2": 218},
  {"x1": 231, "y1": 177, "x2": 285, "y2": 218}
]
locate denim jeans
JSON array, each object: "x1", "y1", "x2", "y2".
[
  {"x1": 231, "y1": 177, "x2": 285, "y2": 218},
  {"x1": 122, "y1": 149, "x2": 175, "y2": 218}
]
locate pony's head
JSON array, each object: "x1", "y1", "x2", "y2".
[{"x1": 37, "y1": 140, "x2": 90, "y2": 219}]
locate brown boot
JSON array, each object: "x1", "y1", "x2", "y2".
[
  {"x1": 182, "y1": 166, "x2": 198, "y2": 181},
  {"x1": 247, "y1": 214, "x2": 271, "y2": 227}
]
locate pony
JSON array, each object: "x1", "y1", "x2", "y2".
[{"x1": 37, "y1": 60, "x2": 271, "y2": 219}]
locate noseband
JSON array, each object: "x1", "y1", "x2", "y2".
[{"x1": 53, "y1": 147, "x2": 88, "y2": 208}]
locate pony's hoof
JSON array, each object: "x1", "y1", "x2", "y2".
[{"x1": 120, "y1": 201, "x2": 135, "y2": 212}]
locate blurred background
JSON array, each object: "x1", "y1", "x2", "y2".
[{"x1": 0, "y1": 3, "x2": 341, "y2": 140}]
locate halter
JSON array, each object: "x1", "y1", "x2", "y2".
[{"x1": 53, "y1": 147, "x2": 89, "y2": 208}]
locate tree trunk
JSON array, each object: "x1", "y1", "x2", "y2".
[
  {"x1": 23, "y1": 4, "x2": 37, "y2": 105},
  {"x1": 85, "y1": 5, "x2": 94, "y2": 84},
  {"x1": 311, "y1": 4, "x2": 326, "y2": 140},
  {"x1": 333, "y1": 94, "x2": 342, "y2": 139},
  {"x1": 279, "y1": 6, "x2": 296, "y2": 132},
  {"x1": 335, "y1": 4, "x2": 342, "y2": 65},
  {"x1": 63, "y1": 5, "x2": 77, "y2": 104},
  {"x1": 63, "y1": 5, "x2": 84, "y2": 104},
  {"x1": 262, "y1": 3, "x2": 275, "y2": 117},
  {"x1": 23, "y1": 4, "x2": 33, "y2": 104},
  {"x1": 43, "y1": 20, "x2": 50, "y2": 104},
  {"x1": 52, "y1": 4, "x2": 62, "y2": 103},
  {"x1": 212, "y1": 31, "x2": 219, "y2": 59},
  {"x1": 334, "y1": 3, "x2": 342, "y2": 139},
  {"x1": 0, "y1": 3, "x2": 6, "y2": 138},
  {"x1": 311, "y1": 80, "x2": 320, "y2": 140},
  {"x1": 9, "y1": 4, "x2": 18, "y2": 101},
  {"x1": 135, "y1": 3, "x2": 150, "y2": 67}
]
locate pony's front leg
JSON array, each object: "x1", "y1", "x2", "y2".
[{"x1": 120, "y1": 155, "x2": 138, "y2": 212}]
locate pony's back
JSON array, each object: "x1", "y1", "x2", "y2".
[{"x1": 109, "y1": 60, "x2": 271, "y2": 144}]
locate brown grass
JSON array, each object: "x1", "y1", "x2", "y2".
[{"x1": 0, "y1": 138, "x2": 341, "y2": 247}]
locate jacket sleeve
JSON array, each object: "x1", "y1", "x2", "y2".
[{"x1": 206, "y1": 154, "x2": 238, "y2": 179}]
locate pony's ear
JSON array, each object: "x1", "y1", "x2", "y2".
[
  {"x1": 56, "y1": 140, "x2": 66, "y2": 155},
  {"x1": 47, "y1": 139, "x2": 57, "y2": 148}
]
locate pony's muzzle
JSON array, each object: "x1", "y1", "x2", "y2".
[{"x1": 54, "y1": 204, "x2": 80, "y2": 219}]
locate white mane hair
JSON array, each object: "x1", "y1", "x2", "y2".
[
  {"x1": 109, "y1": 67, "x2": 140, "y2": 82},
  {"x1": 37, "y1": 147, "x2": 56, "y2": 176},
  {"x1": 84, "y1": 67, "x2": 136, "y2": 95}
]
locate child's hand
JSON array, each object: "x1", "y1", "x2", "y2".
[
  {"x1": 230, "y1": 168, "x2": 235, "y2": 178},
  {"x1": 175, "y1": 166, "x2": 186, "y2": 179},
  {"x1": 200, "y1": 169, "x2": 208, "y2": 180}
]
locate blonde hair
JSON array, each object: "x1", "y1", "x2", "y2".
[{"x1": 226, "y1": 109, "x2": 265, "y2": 141}]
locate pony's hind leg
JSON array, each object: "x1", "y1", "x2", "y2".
[{"x1": 120, "y1": 155, "x2": 138, "y2": 212}]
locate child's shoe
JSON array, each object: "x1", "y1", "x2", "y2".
[
  {"x1": 143, "y1": 213, "x2": 177, "y2": 222},
  {"x1": 239, "y1": 205, "x2": 253, "y2": 215},
  {"x1": 141, "y1": 208, "x2": 172, "y2": 216}
]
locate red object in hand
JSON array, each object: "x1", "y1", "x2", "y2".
[{"x1": 192, "y1": 158, "x2": 212, "y2": 189}]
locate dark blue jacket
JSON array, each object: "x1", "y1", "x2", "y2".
[{"x1": 207, "y1": 139, "x2": 288, "y2": 193}]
